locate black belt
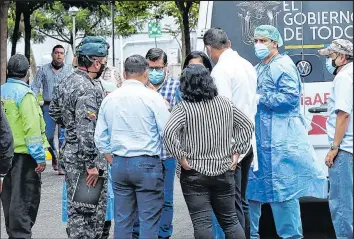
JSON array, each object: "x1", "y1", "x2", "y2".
[
  {"x1": 113, "y1": 154, "x2": 159, "y2": 158},
  {"x1": 43, "y1": 101, "x2": 51, "y2": 105}
]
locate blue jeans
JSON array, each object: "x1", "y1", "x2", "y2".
[
  {"x1": 112, "y1": 155, "x2": 164, "y2": 239},
  {"x1": 329, "y1": 150, "x2": 353, "y2": 239},
  {"x1": 249, "y1": 199, "x2": 303, "y2": 239},
  {"x1": 42, "y1": 104, "x2": 57, "y2": 162},
  {"x1": 133, "y1": 158, "x2": 176, "y2": 238},
  {"x1": 159, "y1": 158, "x2": 176, "y2": 238}
]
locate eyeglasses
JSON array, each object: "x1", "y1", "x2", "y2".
[
  {"x1": 149, "y1": 66, "x2": 165, "y2": 71},
  {"x1": 54, "y1": 51, "x2": 64, "y2": 55}
]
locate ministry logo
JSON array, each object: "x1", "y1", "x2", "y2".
[{"x1": 236, "y1": 1, "x2": 282, "y2": 45}]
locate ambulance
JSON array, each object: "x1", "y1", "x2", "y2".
[{"x1": 195, "y1": 0, "x2": 353, "y2": 235}]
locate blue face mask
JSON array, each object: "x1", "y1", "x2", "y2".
[
  {"x1": 254, "y1": 43, "x2": 270, "y2": 60},
  {"x1": 148, "y1": 69, "x2": 165, "y2": 85},
  {"x1": 325, "y1": 57, "x2": 337, "y2": 75}
]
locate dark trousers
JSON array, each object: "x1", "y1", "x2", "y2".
[
  {"x1": 112, "y1": 155, "x2": 164, "y2": 239},
  {"x1": 1, "y1": 153, "x2": 41, "y2": 239},
  {"x1": 180, "y1": 169, "x2": 246, "y2": 239},
  {"x1": 235, "y1": 147, "x2": 254, "y2": 239}
]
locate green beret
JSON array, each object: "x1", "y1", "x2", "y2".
[
  {"x1": 78, "y1": 42, "x2": 108, "y2": 57},
  {"x1": 80, "y1": 36, "x2": 110, "y2": 48}
]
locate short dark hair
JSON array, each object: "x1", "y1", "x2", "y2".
[
  {"x1": 203, "y1": 28, "x2": 229, "y2": 50},
  {"x1": 146, "y1": 48, "x2": 168, "y2": 65},
  {"x1": 52, "y1": 45, "x2": 65, "y2": 53},
  {"x1": 124, "y1": 55, "x2": 149, "y2": 75},
  {"x1": 77, "y1": 55, "x2": 94, "y2": 68},
  {"x1": 183, "y1": 51, "x2": 213, "y2": 72},
  {"x1": 180, "y1": 64, "x2": 218, "y2": 103},
  {"x1": 7, "y1": 54, "x2": 30, "y2": 78}
]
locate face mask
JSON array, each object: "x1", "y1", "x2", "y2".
[
  {"x1": 254, "y1": 43, "x2": 271, "y2": 60},
  {"x1": 94, "y1": 63, "x2": 106, "y2": 79},
  {"x1": 326, "y1": 57, "x2": 337, "y2": 75},
  {"x1": 51, "y1": 61, "x2": 64, "y2": 70},
  {"x1": 149, "y1": 69, "x2": 165, "y2": 85}
]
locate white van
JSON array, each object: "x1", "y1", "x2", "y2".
[
  {"x1": 195, "y1": 0, "x2": 353, "y2": 236},
  {"x1": 195, "y1": 0, "x2": 353, "y2": 178}
]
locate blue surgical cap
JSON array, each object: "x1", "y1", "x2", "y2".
[
  {"x1": 78, "y1": 42, "x2": 108, "y2": 57},
  {"x1": 254, "y1": 25, "x2": 284, "y2": 47}
]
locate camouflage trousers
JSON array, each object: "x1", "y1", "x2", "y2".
[{"x1": 62, "y1": 144, "x2": 108, "y2": 239}]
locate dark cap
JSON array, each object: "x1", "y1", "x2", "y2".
[
  {"x1": 77, "y1": 43, "x2": 108, "y2": 57},
  {"x1": 7, "y1": 54, "x2": 30, "y2": 78},
  {"x1": 80, "y1": 36, "x2": 110, "y2": 48}
]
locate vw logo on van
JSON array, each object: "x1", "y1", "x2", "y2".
[{"x1": 296, "y1": 60, "x2": 312, "y2": 77}]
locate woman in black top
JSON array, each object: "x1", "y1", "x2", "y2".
[{"x1": 163, "y1": 64, "x2": 254, "y2": 239}]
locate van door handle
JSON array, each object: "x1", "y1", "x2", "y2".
[{"x1": 308, "y1": 107, "x2": 328, "y2": 113}]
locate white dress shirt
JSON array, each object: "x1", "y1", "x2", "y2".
[{"x1": 211, "y1": 48, "x2": 258, "y2": 170}]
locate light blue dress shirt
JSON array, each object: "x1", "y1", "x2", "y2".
[{"x1": 94, "y1": 79, "x2": 170, "y2": 157}]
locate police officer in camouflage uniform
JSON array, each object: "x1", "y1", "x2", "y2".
[{"x1": 49, "y1": 42, "x2": 108, "y2": 239}]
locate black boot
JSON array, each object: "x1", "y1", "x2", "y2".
[
  {"x1": 66, "y1": 227, "x2": 70, "y2": 237},
  {"x1": 101, "y1": 221, "x2": 112, "y2": 239}
]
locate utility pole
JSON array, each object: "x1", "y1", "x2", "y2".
[{"x1": 111, "y1": 1, "x2": 115, "y2": 66}]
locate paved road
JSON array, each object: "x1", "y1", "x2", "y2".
[
  {"x1": 0, "y1": 163, "x2": 193, "y2": 238},
  {"x1": 1, "y1": 162, "x2": 336, "y2": 238}
]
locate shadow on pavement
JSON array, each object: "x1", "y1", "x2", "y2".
[{"x1": 259, "y1": 200, "x2": 336, "y2": 239}]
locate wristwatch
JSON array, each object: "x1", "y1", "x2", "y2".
[{"x1": 330, "y1": 143, "x2": 340, "y2": 150}]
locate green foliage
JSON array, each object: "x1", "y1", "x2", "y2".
[
  {"x1": 156, "y1": 1, "x2": 200, "y2": 33},
  {"x1": 31, "y1": 1, "x2": 111, "y2": 44},
  {"x1": 7, "y1": 0, "x2": 200, "y2": 51},
  {"x1": 113, "y1": 1, "x2": 160, "y2": 37}
]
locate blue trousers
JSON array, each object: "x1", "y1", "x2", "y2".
[
  {"x1": 133, "y1": 158, "x2": 176, "y2": 238},
  {"x1": 159, "y1": 158, "x2": 177, "y2": 238},
  {"x1": 112, "y1": 155, "x2": 164, "y2": 239},
  {"x1": 42, "y1": 104, "x2": 57, "y2": 161},
  {"x1": 328, "y1": 150, "x2": 353, "y2": 239},
  {"x1": 249, "y1": 199, "x2": 303, "y2": 239}
]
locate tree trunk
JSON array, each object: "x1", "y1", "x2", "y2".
[
  {"x1": 11, "y1": 2, "x2": 22, "y2": 56},
  {"x1": 181, "y1": 8, "x2": 191, "y2": 58},
  {"x1": 175, "y1": 1, "x2": 192, "y2": 65},
  {"x1": 23, "y1": 6, "x2": 31, "y2": 63},
  {"x1": 180, "y1": 21, "x2": 186, "y2": 64},
  {"x1": 0, "y1": 1, "x2": 10, "y2": 84}
]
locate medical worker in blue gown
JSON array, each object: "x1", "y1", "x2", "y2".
[{"x1": 247, "y1": 25, "x2": 328, "y2": 239}]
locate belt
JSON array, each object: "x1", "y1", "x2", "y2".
[
  {"x1": 113, "y1": 154, "x2": 159, "y2": 158},
  {"x1": 43, "y1": 101, "x2": 51, "y2": 105}
]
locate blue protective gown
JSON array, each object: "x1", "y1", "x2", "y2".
[
  {"x1": 247, "y1": 54, "x2": 328, "y2": 203},
  {"x1": 62, "y1": 165, "x2": 114, "y2": 222}
]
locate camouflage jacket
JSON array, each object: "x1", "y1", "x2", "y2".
[{"x1": 49, "y1": 70, "x2": 106, "y2": 170}]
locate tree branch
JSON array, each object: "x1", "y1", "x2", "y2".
[
  {"x1": 185, "y1": 1, "x2": 193, "y2": 12},
  {"x1": 175, "y1": 1, "x2": 185, "y2": 13},
  {"x1": 90, "y1": 14, "x2": 103, "y2": 30},
  {"x1": 35, "y1": 28, "x2": 70, "y2": 43},
  {"x1": 57, "y1": 27, "x2": 70, "y2": 42}
]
